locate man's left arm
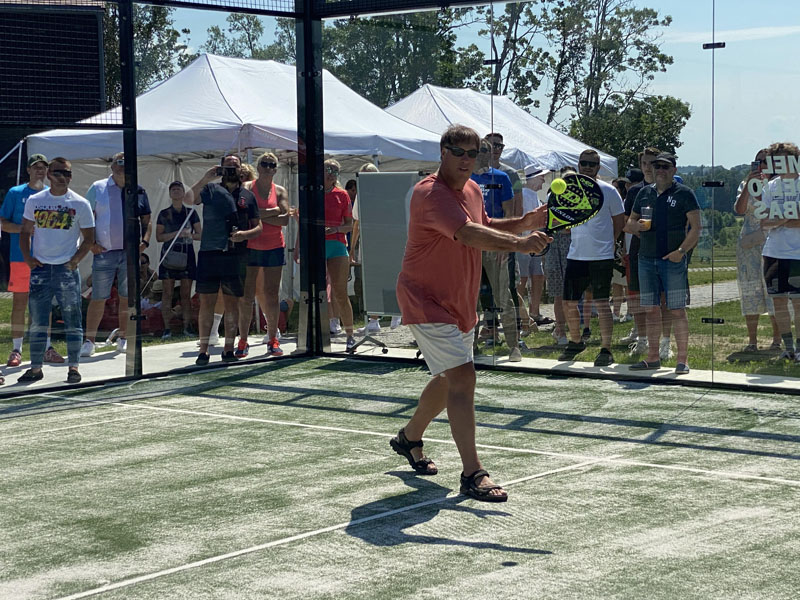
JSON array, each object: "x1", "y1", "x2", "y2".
[
  {"x1": 490, "y1": 205, "x2": 548, "y2": 234},
  {"x1": 663, "y1": 210, "x2": 702, "y2": 263},
  {"x1": 231, "y1": 197, "x2": 263, "y2": 242},
  {"x1": 137, "y1": 189, "x2": 152, "y2": 252},
  {"x1": 67, "y1": 227, "x2": 96, "y2": 270}
]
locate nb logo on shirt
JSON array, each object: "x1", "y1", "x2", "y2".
[{"x1": 668, "y1": 196, "x2": 677, "y2": 207}]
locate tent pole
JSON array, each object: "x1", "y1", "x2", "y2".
[
  {"x1": 16, "y1": 140, "x2": 24, "y2": 185},
  {"x1": 0, "y1": 139, "x2": 22, "y2": 168}
]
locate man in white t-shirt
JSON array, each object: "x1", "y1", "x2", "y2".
[
  {"x1": 559, "y1": 150, "x2": 625, "y2": 366},
  {"x1": 18, "y1": 157, "x2": 95, "y2": 384},
  {"x1": 515, "y1": 165, "x2": 551, "y2": 331}
]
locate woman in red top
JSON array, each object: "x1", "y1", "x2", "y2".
[
  {"x1": 239, "y1": 152, "x2": 290, "y2": 357},
  {"x1": 323, "y1": 158, "x2": 355, "y2": 349}
]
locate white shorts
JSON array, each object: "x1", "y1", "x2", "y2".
[{"x1": 408, "y1": 323, "x2": 474, "y2": 377}]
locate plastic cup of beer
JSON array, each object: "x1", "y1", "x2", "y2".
[{"x1": 640, "y1": 206, "x2": 653, "y2": 231}]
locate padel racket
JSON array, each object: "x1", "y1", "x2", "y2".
[{"x1": 532, "y1": 173, "x2": 604, "y2": 256}]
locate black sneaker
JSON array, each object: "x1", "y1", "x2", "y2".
[
  {"x1": 581, "y1": 327, "x2": 591, "y2": 343},
  {"x1": 558, "y1": 341, "x2": 585, "y2": 361},
  {"x1": 221, "y1": 350, "x2": 238, "y2": 362},
  {"x1": 66, "y1": 368, "x2": 81, "y2": 384},
  {"x1": 18, "y1": 368, "x2": 44, "y2": 383},
  {"x1": 594, "y1": 348, "x2": 614, "y2": 367},
  {"x1": 195, "y1": 352, "x2": 210, "y2": 366}
]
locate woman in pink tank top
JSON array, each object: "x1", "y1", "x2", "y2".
[{"x1": 238, "y1": 152, "x2": 290, "y2": 356}]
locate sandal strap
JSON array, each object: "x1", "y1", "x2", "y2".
[
  {"x1": 397, "y1": 428, "x2": 423, "y2": 450},
  {"x1": 462, "y1": 468, "x2": 490, "y2": 484}
]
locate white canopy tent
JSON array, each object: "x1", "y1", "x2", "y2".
[
  {"x1": 386, "y1": 84, "x2": 618, "y2": 177},
  {"x1": 27, "y1": 53, "x2": 442, "y2": 166}
]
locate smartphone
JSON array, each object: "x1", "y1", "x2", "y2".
[
  {"x1": 751, "y1": 160, "x2": 761, "y2": 172},
  {"x1": 215, "y1": 166, "x2": 223, "y2": 176}
]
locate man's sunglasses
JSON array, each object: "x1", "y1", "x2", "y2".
[
  {"x1": 579, "y1": 160, "x2": 599, "y2": 168},
  {"x1": 115, "y1": 159, "x2": 125, "y2": 166},
  {"x1": 325, "y1": 167, "x2": 339, "y2": 175},
  {"x1": 260, "y1": 161, "x2": 277, "y2": 169},
  {"x1": 652, "y1": 163, "x2": 673, "y2": 170},
  {"x1": 446, "y1": 146, "x2": 480, "y2": 158},
  {"x1": 51, "y1": 169, "x2": 72, "y2": 177},
  {"x1": 490, "y1": 142, "x2": 505, "y2": 150}
]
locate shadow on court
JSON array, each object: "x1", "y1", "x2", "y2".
[{"x1": 345, "y1": 471, "x2": 551, "y2": 556}]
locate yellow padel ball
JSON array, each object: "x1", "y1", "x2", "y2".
[{"x1": 551, "y1": 178, "x2": 567, "y2": 195}]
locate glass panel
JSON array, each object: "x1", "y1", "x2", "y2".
[{"x1": 711, "y1": 0, "x2": 800, "y2": 389}]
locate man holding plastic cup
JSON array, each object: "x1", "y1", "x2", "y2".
[{"x1": 626, "y1": 153, "x2": 701, "y2": 375}]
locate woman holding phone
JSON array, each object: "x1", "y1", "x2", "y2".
[{"x1": 734, "y1": 148, "x2": 781, "y2": 353}]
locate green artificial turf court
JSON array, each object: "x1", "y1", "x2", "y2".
[{"x1": 1, "y1": 357, "x2": 799, "y2": 599}]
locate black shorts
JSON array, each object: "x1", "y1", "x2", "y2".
[
  {"x1": 563, "y1": 259, "x2": 614, "y2": 301},
  {"x1": 196, "y1": 250, "x2": 245, "y2": 297},
  {"x1": 763, "y1": 256, "x2": 800, "y2": 296}
]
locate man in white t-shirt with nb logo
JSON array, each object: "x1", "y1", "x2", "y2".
[
  {"x1": 19, "y1": 157, "x2": 95, "y2": 384},
  {"x1": 558, "y1": 150, "x2": 625, "y2": 366}
]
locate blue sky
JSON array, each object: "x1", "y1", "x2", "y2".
[{"x1": 173, "y1": 1, "x2": 800, "y2": 168}]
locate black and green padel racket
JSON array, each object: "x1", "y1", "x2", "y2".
[{"x1": 532, "y1": 172, "x2": 604, "y2": 256}]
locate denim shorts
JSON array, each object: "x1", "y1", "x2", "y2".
[
  {"x1": 638, "y1": 255, "x2": 689, "y2": 309},
  {"x1": 325, "y1": 240, "x2": 349, "y2": 260},
  {"x1": 92, "y1": 249, "x2": 127, "y2": 300},
  {"x1": 248, "y1": 247, "x2": 286, "y2": 268}
]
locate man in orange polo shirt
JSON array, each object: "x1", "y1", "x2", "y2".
[{"x1": 392, "y1": 124, "x2": 551, "y2": 502}]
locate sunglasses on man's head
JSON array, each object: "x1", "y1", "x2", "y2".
[
  {"x1": 446, "y1": 145, "x2": 480, "y2": 158},
  {"x1": 260, "y1": 161, "x2": 277, "y2": 169},
  {"x1": 51, "y1": 169, "x2": 72, "y2": 177},
  {"x1": 579, "y1": 160, "x2": 599, "y2": 168},
  {"x1": 325, "y1": 167, "x2": 339, "y2": 175},
  {"x1": 652, "y1": 163, "x2": 672, "y2": 170}
]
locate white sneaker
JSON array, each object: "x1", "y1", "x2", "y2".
[
  {"x1": 659, "y1": 337, "x2": 673, "y2": 360},
  {"x1": 620, "y1": 327, "x2": 638, "y2": 344},
  {"x1": 629, "y1": 338, "x2": 648, "y2": 356},
  {"x1": 366, "y1": 319, "x2": 381, "y2": 333},
  {"x1": 117, "y1": 337, "x2": 127, "y2": 352},
  {"x1": 80, "y1": 339, "x2": 96, "y2": 357},
  {"x1": 330, "y1": 318, "x2": 342, "y2": 335},
  {"x1": 208, "y1": 332, "x2": 220, "y2": 346},
  {"x1": 390, "y1": 316, "x2": 402, "y2": 329},
  {"x1": 509, "y1": 347, "x2": 522, "y2": 362},
  {"x1": 555, "y1": 335, "x2": 568, "y2": 347}
]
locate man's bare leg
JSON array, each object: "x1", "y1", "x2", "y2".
[
  {"x1": 197, "y1": 293, "x2": 217, "y2": 354},
  {"x1": 84, "y1": 299, "x2": 106, "y2": 342}
]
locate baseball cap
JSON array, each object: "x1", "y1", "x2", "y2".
[
  {"x1": 625, "y1": 168, "x2": 644, "y2": 184},
  {"x1": 524, "y1": 164, "x2": 550, "y2": 179},
  {"x1": 652, "y1": 153, "x2": 677, "y2": 167},
  {"x1": 27, "y1": 153, "x2": 47, "y2": 167},
  {"x1": 168, "y1": 180, "x2": 184, "y2": 190}
]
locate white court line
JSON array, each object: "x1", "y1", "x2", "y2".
[
  {"x1": 52, "y1": 457, "x2": 609, "y2": 600},
  {"x1": 46, "y1": 394, "x2": 800, "y2": 487},
  {"x1": 1, "y1": 413, "x2": 146, "y2": 440}
]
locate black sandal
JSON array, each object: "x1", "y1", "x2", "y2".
[
  {"x1": 460, "y1": 469, "x2": 508, "y2": 502},
  {"x1": 390, "y1": 428, "x2": 438, "y2": 475}
]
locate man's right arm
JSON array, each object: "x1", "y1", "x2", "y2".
[
  {"x1": 0, "y1": 190, "x2": 22, "y2": 233},
  {"x1": 455, "y1": 221, "x2": 551, "y2": 254},
  {"x1": 189, "y1": 166, "x2": 219, "y2": 204},
  {"x1": 19, "y1": 218, "x2": 42, "y2": 269}
]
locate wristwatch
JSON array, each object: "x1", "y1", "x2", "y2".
[
  {"x1": 142, "y1": 240, "x2": 149, "y2": 248},
  {"x1": 677, "y1": 247, "x2": 686, "y2": 255}
]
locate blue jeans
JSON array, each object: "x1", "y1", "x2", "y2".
[
  {"x1": 28, "y1": 264, "x2": 83, "y2": 368},
  {"x1": 638, "y1": 255, "x2": 689, "y2": 310}
]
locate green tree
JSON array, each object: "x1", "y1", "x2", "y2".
[
  {"x1": 569, "y1": 94, "x2": 690, "y2": 175},
  {"x1": 321, "y1": 9, "x2": 483, "y2": 108},
  {"x1": 103, "y1": 5, "x2": 191, "y2": 107}
]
